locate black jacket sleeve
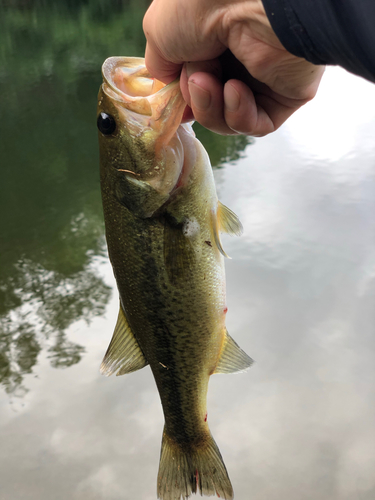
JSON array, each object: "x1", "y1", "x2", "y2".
[{"x1": 261, "y1": 0, "x2": 375, "y2": 82}]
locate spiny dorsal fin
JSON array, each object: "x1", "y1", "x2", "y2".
[
  {"x1": 214, "y1": 330, "x2": 253, "y2": 374},
  {"x1": 100, "y1": 304, "x2": 148, "y2": 376},
  {"x1": 218, "y1": 201, "x2": 243, "y2": 236}
]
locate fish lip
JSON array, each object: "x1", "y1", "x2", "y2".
[
  {"x1": 101, "y1": 57, "x2": 152, "y2": 116},
  {"x1": 102, "y1": 56, "x2": 145, "y2": 81},
  {"x1": 101, "y1": 56, "x2": 148, "y2": 99},
  {"x1": 101, "y1": 56, "x2": 182, "y2": 119}
]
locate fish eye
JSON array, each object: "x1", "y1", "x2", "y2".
[{"x1": 97, "y1": 112, "x2": 116, "y2": 135}]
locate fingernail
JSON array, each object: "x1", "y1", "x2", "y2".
[
  {"x1": 225, "y1": 83, "x2": 240, "y2": 112},
  {"x1": 188, "y1": 81, "x2": 211, "y2": 110}
]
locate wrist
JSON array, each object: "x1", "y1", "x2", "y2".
[{"x1": 219, "y1": 0, "x2": 282, "y2": 49}]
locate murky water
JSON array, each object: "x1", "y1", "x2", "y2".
[{"x1": 1, "y1": 3, "x2": 375, "y2": 500}]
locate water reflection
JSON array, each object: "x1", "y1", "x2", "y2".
[
  {"x1": 3, "y1": 2, "x2": 374, "y2": 500},
  {"x1": 0, "y1": 0, "x2": 251, "y2": 397},
  {"x1": 193, "y1": 123, "x2": 253, "y2": 168},
  {"x1": 0, "y1": 256, "x2": 112, "y2": 395}
]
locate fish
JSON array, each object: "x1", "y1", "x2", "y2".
[{"x1": 97, "y1": 56, "x2": 252, "y2": 500}]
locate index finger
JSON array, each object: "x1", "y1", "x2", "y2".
[{"x1": 144, "y1": 42, "x2": 182, "y2": 84}]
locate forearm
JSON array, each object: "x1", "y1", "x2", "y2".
[{"x1": 262, "y1": 0, "x2": 375, "y2": 82}]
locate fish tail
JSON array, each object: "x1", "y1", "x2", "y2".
[{"x1": 157, "y1": 426, "x2": 233, "y2": 500}]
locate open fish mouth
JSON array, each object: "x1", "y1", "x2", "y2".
[
  {"x1": 101, "y1": 56, "x2": 184, "y2": 128},
  {"x1": 98, "y1": 57, "x2": 191, "y2": 209},
  {"x1": 103, "y1": 58, "x2": 163, "y2": 97}
]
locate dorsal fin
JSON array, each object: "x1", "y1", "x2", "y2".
[
  {"x1": 211, "y1": 202, "x2": 243, "y2": 259},
  {"x1": 100, "y1": 304, "x2": 148, "y2": 376},
  {"x1": 214, "y1": 330, "x2": 253, "y2": 374}
]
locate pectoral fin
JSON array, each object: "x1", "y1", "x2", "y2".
[
  {"x1": 100, "y1": 304, "x2": 148, "y2": 376},
  {"x1": 214, "y1": 330, "x2": 253, "y2": 374},
  {"x1": 218, "y1": 201, "x2": 243, "y2": 236},
  {"x1": 211, "y1": 202, "x2": 243, "y2": 259}
]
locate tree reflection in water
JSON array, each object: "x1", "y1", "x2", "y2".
[
  {"x1": 0, "y1": 256, "x2": 111, "y2": 396},
  {"x1": 0, "y1": 0, "x2": 251, "y2": 397}
]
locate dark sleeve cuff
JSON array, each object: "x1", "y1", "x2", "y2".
[{"x1": 261, "y1": 0, "x2": 375, "y2": 83}]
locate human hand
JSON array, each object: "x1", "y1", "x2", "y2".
[{"x1": 143, "y1": 0, "x2": 324, "y2": 136}]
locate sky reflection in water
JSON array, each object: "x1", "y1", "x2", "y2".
[{"x1": 0, "y1": 5, "x2": 374, "y2": 497}]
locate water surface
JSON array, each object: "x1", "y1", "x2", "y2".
[{"x1": 0, "y1": 2, "x2": 375, "y2": 500}]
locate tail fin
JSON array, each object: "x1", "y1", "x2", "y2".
[{"x1": 157, "y1": 427, "x2": 233, "y2": 500}]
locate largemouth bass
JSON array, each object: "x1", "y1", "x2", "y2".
[{"x1": 97, "y1": 57, "x2": 252, "y2": 500}]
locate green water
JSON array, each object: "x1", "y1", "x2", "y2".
[
  {"x1": 0, "y1": 0, "x2": 250, "y2": 396},
  {"x1": 1, "y1": 2, "x2": 375, "y2": 500}
]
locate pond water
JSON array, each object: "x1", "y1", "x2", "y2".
[{"x1": 1, "y1": 2, "x2": 375, "y2": 500}]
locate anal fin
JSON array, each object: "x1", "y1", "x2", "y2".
[
  {"x1": 100, "y1": 304, "x2": 148, "y2": 376},
  {"x1": 214, "y1": 330, "x2": 253, "y2": 374}
]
